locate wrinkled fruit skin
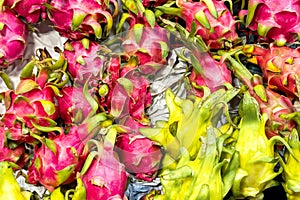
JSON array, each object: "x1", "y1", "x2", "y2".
[
  {"x1": 115, "y1": 132, "x2": 163, "y2": 182},
  {"x1": 47, "y1": 0, "x2": 117, "y2": 40},
  {"x1": 81, "y1": 145, "x2": 128, "y2": 200},
  {"x1": 27, "y1": 124, "x2": 89, "y2": 191},
  {"x1": 64, "y1": 39, "x2": 107, "y2": 85},
  {"x1": 57, "y1": 86, "x2": 93, "y2": 125},
  {"x1": 0, "y1": 9, "x2": 27, "y2": 67},
  {"x1": 4, "y1": 0, "x2": 47, "y2": 23},
  {"x1": 246, "y1": 0, "x2": 300, "y2": 46}
]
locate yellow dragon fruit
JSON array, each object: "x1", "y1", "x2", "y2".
[
  {"x1": 0, "y1": 161, "x2": 29, "y2": 200},
  {"x1": 146, "y1": 126, "x2": 239, "y2": 200},
  {"x1": 279, "y1": 129, "x2": 300, "y2": 200},
  {"x1": 232, "y1": 90, "x2": 294, "y2": 199}
]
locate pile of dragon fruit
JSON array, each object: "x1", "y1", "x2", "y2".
[{"x1": 1, "y1": 0, "x2": 300, "y2": 199}]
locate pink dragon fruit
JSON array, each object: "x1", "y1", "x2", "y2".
[
  {"x1": 63, "y1": 39, "x2": 108, "y2": 85},
  {"x1": 0, "y1": 47, "x2": 70, "y2": 143},
  {"x1": 3, "y1": 0, "x2": 47, "y2": 23},
  {"x1": 188, "y1": 45, "x2": 232, "y2": 97},
  {"x1": 99, "y1": 55, "x2": 121, "y2": 110},
  {"x1": 142, "y1": 0, "x2": 168, "y2": 8},
  {"x1": 115, "y1": 116, "x2": 163, "y2": 181},
  {"x1": 0, "y1": 9, "x2": 27, "y2": 67},
  {"x1": 110, "y1": 69, "x2": 152, "y2": 124},
  {"x1": 27, "y1": 113, "x2": 107, "y2": 191},
  {"x1": 56, "y1": 86, "x2": 94, "y2": 125},
  {"x1": 245, "y1": 0, "x2": 300, "y2": 46},
  {"x1": 1, "y1": 82, "x2": 59, "y2": 143},
  {"x1": 46, "y1": 0, "x2": 118, "y2": 40},
  {"x1": 119, "y1": 5, "x2": 170, "y2": 67},
  {"x1": 221, "y1": 50, "x2": 296, "y2": 138},
  {"x1": 249, "y1": 45, "x2": 300, "y2": 99},
  {"x1": 0, "y1": 123, "x2": 27, "y2": 166},
  {"x1": 81, "y1": 127, "x2": 128, "y2": 200},
  {"x1": 156, "y1": 0, "x2": 238, "y2": 49},
  {"x1": 122, "y1": 25, "x2": 169, "y2": 67}
]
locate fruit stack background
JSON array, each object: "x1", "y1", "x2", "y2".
[{"x1": 1, "y1": 0, "x2": 300, "y2": 200}]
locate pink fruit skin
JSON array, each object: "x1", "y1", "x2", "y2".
[
  {"x1": 0, "y1": 124, "x2": 26, "y2": 166},
  {"x1": 189, "y1": 51, "x2": 232, "y2": 97},
  {"x1": 4, "y1": 0, "x2": 47, "y2": 23},
  {"x1": 115, "y1": 116, "x2": 163, "y2": 181},
  {"x1": 81, "y1": 142, "x2": 128, "y2": 200},
  {"x1": 253, "y1": 45, "x2": 300, "y2": 99},
  {"x1": 115, "y1": 133, "x2": 162, "y2": 181},
  {"x1": 122, "y1": 25, "x2": 169, "y2": 65},
  {"x1": 157, "y1": 0, "x2": 238, "y2": 49},
  {"x1": 1, "y1": 86, "x2": 58, "y2": 143},
  {"x1": 48, "y1": 0, "x2": 116, "y2": 40},
  {"x1": 142, "y1": 0, "x2": 168, "y2": 8},
  {"x1": 0, "y1": 9, "x2": 27, "y2": 67},
  {"x1": 251, "y1": 76, "x2": 296, "y2": 139},
  {"x1": 246, "y1": 0, "x2": 300, "y2": 45},
  {"x1": 110, "y1": 70, "x2": 152, "y2": 123},
  {"x1": 63, "y1": 40, "x2": 104, "y2": 84},
  {"x1": 27, "y1": 124, "x2": 91, "y2": 191},
  {"x1": 57, "y1": 86, "x2": 93, "y2": 125}
]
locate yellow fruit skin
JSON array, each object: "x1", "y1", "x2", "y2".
[
  {"x1": 232, "y1": 91, "x2": 291, "y2": 199},
  {"x1": 280, "y1": 129, "x2": 300, "y2": 200},
  {"x1": 0, "y1": 161, "x2": 26, "y2": 200}
]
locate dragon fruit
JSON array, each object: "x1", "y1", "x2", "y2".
[
  {"x1": 220, "y1": 49, "x2": 296, "y2": 138},
  {"x1": 119, "y1": 7, "x2": 170, "y2": 66},
  {"x1": 46, "y1": 0, "x2": 118, "y2": 40},
  {"x1": 56, "y1": 86, "x2": 94, "y2": 125},
  {"x1": 115, "y1": 116, "x2": 163, "y2": 181},
  {"x1": 0, "y1": 161, "x2": 29, "y2": 199},
  {"x1": 247, "y1": 45, "x2": 300, "y2": 99},
  {"x1": 187, "y1": 39, "x2": 232, "y2": 97},
  {"x1": 3, "y1": 0, "x2": 47, "y2": 23},
  {"x1": 142, "y1": 0, "x2": 168, "y2": 8},
  {"x1": 81, "y1": 126, "x2": 128, "y2": 200},
  {"x1": 110, "y1": 69, "x2": 152, "y2": 124},
  {"x1": 245, "y1": 0, "x2": 300, "y2": 46},
  {"x1": 98, "y1": 55, "x2": 121, "y2": 111},
  {"x1": 122, "y1": 25, "x2": 170, "y2": 67},
  {"x1": 63, "y1": 38, "x2": 109, "y2": 85},
  {"x1": 0, "y1": 46, "x2": 72, "y2": 143},
  {"x1": 27, "y1": 113, "x2": 107, "y2": 191},
  {"x1": 118, "y1": 2, "x2": 170, "y2": 68},
  {"x1": 232, "y1": 91, "x2": 293, "y2": 199},
  {"x1": 143, "y1": 0, "x2": 167, "y2": 8},
  {"x1": 117, "y1": 1, "x2": 170, "y2": 67},
  {"x1": 1, "y1": 83, "x2": 59, "y2": 143},
  {"x1": 0, "y1": 123, "x2": 27, "y2": 166},
  {"x1": 0, "y1": 9, "x2": 27, "y2": 67},
  {"x1": 156, "y1": 0, "x2": 238, "y2": 49}
]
